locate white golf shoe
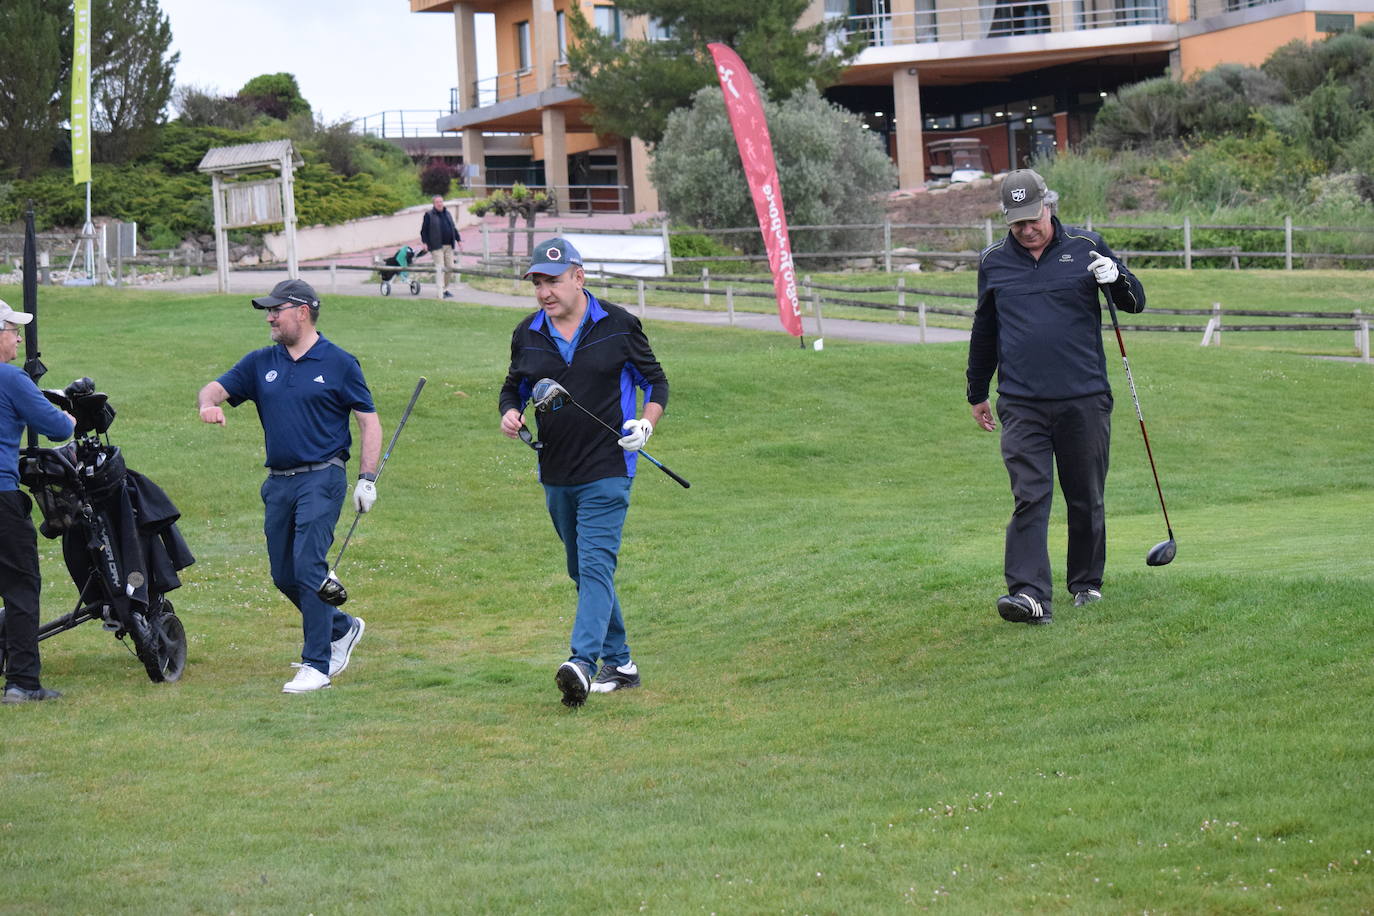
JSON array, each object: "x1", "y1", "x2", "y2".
[
  {"x1": 282, "y1": 664, "x2": 331, "y2": 693},
  {"x1": 328, "y1": 617, "x2": 365, "y2": 677}
]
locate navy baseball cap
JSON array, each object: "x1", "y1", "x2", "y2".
[
  {"x1": 523, "y1": 238, "x2": 583, "y2": 278},
  {"x1": 252, "y1": 278, "x2": 319, "y2": 309}
]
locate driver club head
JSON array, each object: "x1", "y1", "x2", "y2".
[
  {"x1": 1146, "y1": 539, "x2": 1177, "y2": 567},
  {"x1": 531, "y1": 377, "x2": 569, "y2": 413},
  {"x1": 317, "y1": 570, "x2": 348, "y2": 606}
]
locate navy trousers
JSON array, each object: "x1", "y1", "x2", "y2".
[{"x1": 261, "y1": 467, "x2": 354, "y2": 674}]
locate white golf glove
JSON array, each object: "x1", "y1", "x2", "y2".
[
  {"x1": 617, "y1": 418, "x2": 653, "y2": 452},
  {"x1": 1087, "y1": 250, "x2": 1119, "y2": 285},
  {"x1": 353, "y1": 478, "x2": 377, "y2": 513}
]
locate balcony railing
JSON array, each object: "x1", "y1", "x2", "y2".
[
  {"x1": 835, "y1": 2, "x2": 1167, "y2": 47},
  {"x1": 468, "y1": 60, "x2": 574, "y2": 110},
  {"x1": 354, "y1": 110, "x2": 453, "y2": 139}
]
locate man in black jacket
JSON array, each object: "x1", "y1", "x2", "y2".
[
  {"x1": 499, "y1": 238, "x2": 669, "y2": 707},
  {"x1": 966, "y1": 169, "x2": 1145, "y2": 626},
  {"x1": 419, "y1": 196, "x2": 461, "y2": 299}
]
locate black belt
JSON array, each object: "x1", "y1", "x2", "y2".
[{"x1": 268, "y1": 457, "x2": 345, "y2": 477}]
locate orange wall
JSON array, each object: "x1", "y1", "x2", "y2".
[
  {"x1": 532, "y1": 132, "x2": 604, "y2": 161},
  {"x1": 1179, "y1": 12, "x2": 1374, "y2": 77}
]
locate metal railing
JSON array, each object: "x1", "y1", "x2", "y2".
[
  {"x1": 353, "y1": 110, "x2": 453, "y2": 139},
  {"x1": 835, "y1": 2, "x2": 1166, "y2": 47},
  {"x1": 471, "y1": 61, "x2": 572, "y2": 109}
]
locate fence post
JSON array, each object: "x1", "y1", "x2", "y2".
[
  {"x1": 661, "y1": 220, "x2": 673, "y2": 275},
  {"x1": 726, "y1": 286, "x2": 735, "y2": 326},
  {"x1": 984, "y1": 218, "x2": 993, "y2": 246},
  {"x1": 918, "y1": 301, "x2": 927, "y2": 344},
  {"x1": 329, "y1": 260, "x2": 338, "y2": 294},
  {"x1": 896, "y1": 275, "x2": 906, "y2": 320},
  {"x1": 1183, "y1": 216, "x2": 1192, "y2": 270},
  {"x1": 803, "y1": 275, "x2": 812, "y2": 314},
  {"x1": 702, "y1": 267, "x2": 710, "y2": 309},
  {"x1": 39, "y1": 250, "x2": 50, "y2": 285},
  {"x1": 1213, "y1": 301, "x2": 1222, "y2": 346},
  {"x1": 113, "y1": 241, "x2": 123, "y2": 288},
  {"x1": 812, "y1": 286, "x2": 824, "y2": 339},
  {"x1": 601, "y1": 266, "x2": 608, "y2": 300},
  {"x1": 481, "y1": 223, "x2": 490, "y2": 264},
  {"x1": 1086, "y1": 216, "x2": 1093, "y2": 232},
  {"x1": 637, "y1": 278, "x2": 646, "y2": 317},
  {"x1": 1284, "y1": 215, "x2": 1293, "y2": 271},
  {"x1": 1355, "y1": 309, "x2": 1369, "y2": 361},
  {"x1": 883, "y1": 219, "x2": 892, "y2": 274}
]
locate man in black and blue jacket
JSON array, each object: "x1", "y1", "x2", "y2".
[
  {"x1": 499, "y1": 238, "x2": 669, "y2": 707},
  {"x1": 966, "y1": 169, "x2": 1145, "y2": 626}
]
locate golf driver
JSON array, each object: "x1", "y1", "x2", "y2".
[
  {"x1": 1096, "y1": 263, "x2": 1176, "y2": 566},
  {"x1": 317, "y1": 376, "x2": 427, "y2": 605},
  {"x1": 530, "y1": 377, "x2": 690, "y2": 489}
]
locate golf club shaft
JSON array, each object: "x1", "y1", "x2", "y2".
[
  {"x1": 566, "y1": 399, "x2": 691, "y2": 489},
  {"x1": 329, "y1": 376, "x2": 427, "y2": 571},
  {"x1": 1101, "y1": 286, "x2": 1174, "y2": 538}
]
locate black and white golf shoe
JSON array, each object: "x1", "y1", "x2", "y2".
[
  {"x1": 1072, "y1": 588, "x2": 1103, "y2": 608},
  {"x1": 590, "y1": 660, "x2": 641, "y2": 694},
  {"x1": 998, "y1": 592, "x2": 1052, "y2": 625},
  {"x1": 555, "y1": 660, "x2": 593, "y2": 708}
]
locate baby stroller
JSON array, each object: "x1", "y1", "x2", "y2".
[
  {"x1": 0, "y1": 378, "x2": 194, "y2": 683},
  {"x1": 379, "y1": 245, "x2": 427, "y2": 296}
]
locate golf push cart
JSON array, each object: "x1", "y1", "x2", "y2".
[{"x1": 0, "y1": 377, "x2": 194, "y2": 683}]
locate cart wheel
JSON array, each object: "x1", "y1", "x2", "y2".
[
  {"x1": 381, "y1": 281, "x2": 392, "y2": 296},
  {"x1": 409, "y1": 280, "x2": 421, "y2": 295},
  {"x1": 123, "y1": 608, "x2": 167, "y2": 683},
  {"x1": 155, "y1": 611, "x2": 187, "y2": 683}
]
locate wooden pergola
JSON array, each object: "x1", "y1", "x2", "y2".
[{"x1": 197, "y1": 140, "x2": 303, "y2": 293}]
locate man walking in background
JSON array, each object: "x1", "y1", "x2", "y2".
[
  {"x1": 420, "y1": 195, "x2": 461, "y2": 299},
  {"x1": 498, "y1": 238, "x2": 670, "y2": 708},
  {"x1": 966, "y1": 169, "x2": 1146, "y2": 626},
  {"x1": 0, "y1": 299, "x2": 75, "y2": 704},
  {"x1": 197, "y1": 279, "x2": 380, "y2": 692}
]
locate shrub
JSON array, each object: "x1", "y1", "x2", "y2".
[
  {"x1": 420, "y1": 159, "x2": 454, "y2": 197},
  {"x1": 1085, "y1": 77, "x2": 1188, "y2": 151}
]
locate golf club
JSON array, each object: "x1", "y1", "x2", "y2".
[
  {"x1": 317, "y1": 376, "x2": 427, "y2": 605},
  {"x1": 1096, "y1": 262, "x2": 1176, "y2": 566},
  {"x1": 530, "y1": 378, "x2": 690, "y2": 489}
]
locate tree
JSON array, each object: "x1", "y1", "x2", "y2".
[
  {"x1": 566, "y1": 0, "x2": 863, "y2": 147},
  {"x1": 650, "y1": 81, "x2": 896, "y2": 253},
  {"x1": 468, "y1": 183, "x2": 554, "y2": 257},
  {"x1": 237, "y1": 73, "x2": 312, "y2": 121},
  {"x1": 90, "y1": 0, "x2": 178, "y2": 163},
  {"x1": 0, "y1": 0, "x2": 70, "y2": 178}
]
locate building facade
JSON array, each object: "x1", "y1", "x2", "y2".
[{"x1": 411, "y1": 0, "x2": 1374, "y2": 209}]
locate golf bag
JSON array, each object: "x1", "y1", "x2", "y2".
[
  {"x1": 0, "y1": 378, "x2": 193, "y2": 683},
  {"x1": 380, "y1": 245, "x2": 426, "y2": 296}
]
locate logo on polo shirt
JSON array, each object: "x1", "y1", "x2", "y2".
[
  {"x1": 1059, "y1": 253, "x2": 1074, "y2": 263},
  {"x1": 313, "y1": 375, "x2": 325, "y2": 384},
  {"x1": 265, "y1": 370, "x2": 278, "y2": 382}
]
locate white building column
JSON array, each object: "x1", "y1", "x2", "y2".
[
  {"x1": 894, "y1": 66, "x2": 925, "y2": 188},
  {"x1": 453, "y1": 3, "x2": 485, "y2": 191}
]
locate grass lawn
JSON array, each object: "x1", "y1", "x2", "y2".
[{"x1": 1, "y1": 279, "x2": 1371, "y2": 913}]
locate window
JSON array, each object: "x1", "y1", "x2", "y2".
[
  {"x1": 556, "y1": 11, "x2": 567, "y2": 59},
  {"x1": 594, "y1": 5, "x2": 621, "y2": 41},
  {"x1": 646, "y1": 16, "x2": 673, "y2": 41},
  {"x1": 517, "y1": 20, "x2": 531, "y2": 72}
]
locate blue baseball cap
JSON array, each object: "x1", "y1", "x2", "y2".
[{"x1": 523, "y1": 238, "x2": 583, "y2": 278}]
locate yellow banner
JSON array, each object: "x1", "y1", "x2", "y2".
[{"x1": 71, "y1": 0, "x2": 91, "y2": 184}]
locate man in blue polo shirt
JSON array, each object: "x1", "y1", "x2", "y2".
[
  {"x1": 197, "y1": 279, "x2": 382, "y2": 693},
  {"x1": 0, "y1": 299, "x2": 75, "y2": 704}
]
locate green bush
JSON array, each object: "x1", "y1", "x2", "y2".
[{"x1": 668, "y1": 231, "x2": 738, "y2": 260}]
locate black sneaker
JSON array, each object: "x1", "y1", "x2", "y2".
[
  {"x1": 1073, "y1": 588, "x2": 1102, "y2": 608},
  {"x1": 3, "y1": 685, "x2": 62, "y2": 704},
  {"x1": 997, "y1": 592, "x2": 1052, "y2": 625},
  {"x1": 590, "y1": 660, "x2": 641, "y2": 694},
  {"x1": 555, "y1": 660, "x2": 593, "y2": 708},
  {"x1": 442, "y1": 290, "x2": 455, "y2": 299}
]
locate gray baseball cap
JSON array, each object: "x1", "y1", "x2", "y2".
[{"x1": 1000, "y1": 169, "x2": 1049, "y2": 224}]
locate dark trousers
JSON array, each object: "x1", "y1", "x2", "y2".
[
  {"x1": 996, "y1": 393, "x2": 1113, "y2": 609},
  {"x1": 0, "y1": 490, "x2": 44, "y2": 690},
  {"x1": 261, "y1": 467, "x2": 354, "y2": 675}
]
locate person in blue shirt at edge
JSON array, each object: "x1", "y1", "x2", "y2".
[
  {"x1": 966, "y1": 169, "x2": 1146, "y2": 627},
  {"x1": 0, "y1": 299, "x2": 76, "y2": 704},
  {"x1": 197, "y1": 279, "x2": 381, "y2": 693},
  {"x1": 498, "y1": 238, "x2": 670, "y2": 708}
]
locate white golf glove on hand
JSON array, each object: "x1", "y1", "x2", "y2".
[
  {"x1": 1087, "y1": 250, "x2": 1119, "y2": 285},
  {"x1": 617, "y1": 418, "x2": 653, "y2": 452},
  {"x1": 353, "y1": 478, "x2": 377, "y2": 513}
]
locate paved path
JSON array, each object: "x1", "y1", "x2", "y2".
[{"x1": 142, "y1": 265, "x2": 971, "y2": 346}]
